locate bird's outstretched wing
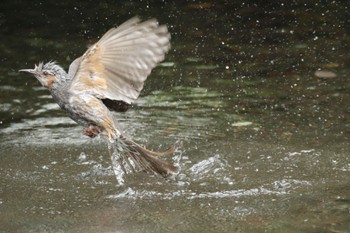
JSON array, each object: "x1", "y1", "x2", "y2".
[{"x1": 68, "y1": 17, "x2": 171, "y2": 110}]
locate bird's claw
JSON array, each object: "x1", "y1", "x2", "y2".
[{"x1": 83, "y1": 125, "x2": 101, "y2": 138}]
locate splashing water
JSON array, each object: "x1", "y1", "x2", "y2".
[
  {"x1": 107, "y1": 140, "x2": 139, "y2": 185},
  {"x1": 110, "y1": 150, "x2": 126, "y2": 185},
  {"x1": 106, "y1": 139, "x2": 182, "y2": 185}
]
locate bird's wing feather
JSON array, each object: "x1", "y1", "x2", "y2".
[
  {"x1": 68, "y1": 17, "x2": 171, "y2": 104},
  {"x1": 68, "y1": 57, "x2": 81, "y2": 79}
]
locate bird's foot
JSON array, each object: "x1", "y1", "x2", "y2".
[{"x1": 83, "y1": 125, "x2": 101, "y2": 138}]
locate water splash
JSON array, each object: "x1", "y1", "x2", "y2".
[
  {"x1": 108, "y1": 140, "x2": 129, "y2": 185},
  {"x1": 187, "y1": 154, "x2": 235, "y2": 185},
  {"x1": 106, "y1": 153, "x2": 240, "y2": 200},
  {"x1": 106, "y1": 139, "x2": 180, "y2": 185}
]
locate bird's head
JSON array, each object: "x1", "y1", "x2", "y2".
[{"x1": 19, "y1": 62, "x2": 67, "y2": 89}]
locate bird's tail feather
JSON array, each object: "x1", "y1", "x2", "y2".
[{"x1": 113, "y1": 136, "x2": 178, "y2": 178}]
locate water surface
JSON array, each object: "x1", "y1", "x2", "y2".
[{"x1": 1, "y1": 1, "x2": 350, "y2": 232}]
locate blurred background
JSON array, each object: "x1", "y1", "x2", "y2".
[{"x1": 0, "y1": 1, "x2": 349, "y2": 232}]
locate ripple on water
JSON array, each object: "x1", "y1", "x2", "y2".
[{"x1": 107, "y1": 186, "x2": 287, "y2": 200}]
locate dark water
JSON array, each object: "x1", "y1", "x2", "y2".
[{"x1": 1, "y1": 1, "x2": 350, "y2": 232}]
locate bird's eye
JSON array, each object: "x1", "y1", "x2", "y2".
[{"x1": 43, "y1": 71, "x2": 49, "y2": 75}]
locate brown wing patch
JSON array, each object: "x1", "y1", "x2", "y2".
[{"x1": 72, "y1": 45, "x2": 108, "y2": 92}]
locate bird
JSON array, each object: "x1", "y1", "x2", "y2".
[{"x1": 19, "y1": 17, "x2": 178, "y2": 178}]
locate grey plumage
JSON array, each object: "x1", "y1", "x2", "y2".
[{"x1": 19, "y1": 17, "x2": 177, "y2": 178}]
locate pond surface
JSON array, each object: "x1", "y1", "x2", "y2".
[{"x1": 1, "y1": 1, "x2": 350, "y2": 232}]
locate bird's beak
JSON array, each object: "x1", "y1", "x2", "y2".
[{"x1": 19, "y1": 69, "x2": 37, "y2": 75}]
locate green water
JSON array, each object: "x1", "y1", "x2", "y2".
[{"x1": 1, "y1": 1, "x2": 350, "y2": 232}]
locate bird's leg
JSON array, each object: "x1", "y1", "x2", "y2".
[{"x1": 83, "y1": 125, "x2": 102, "y2": 138}]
